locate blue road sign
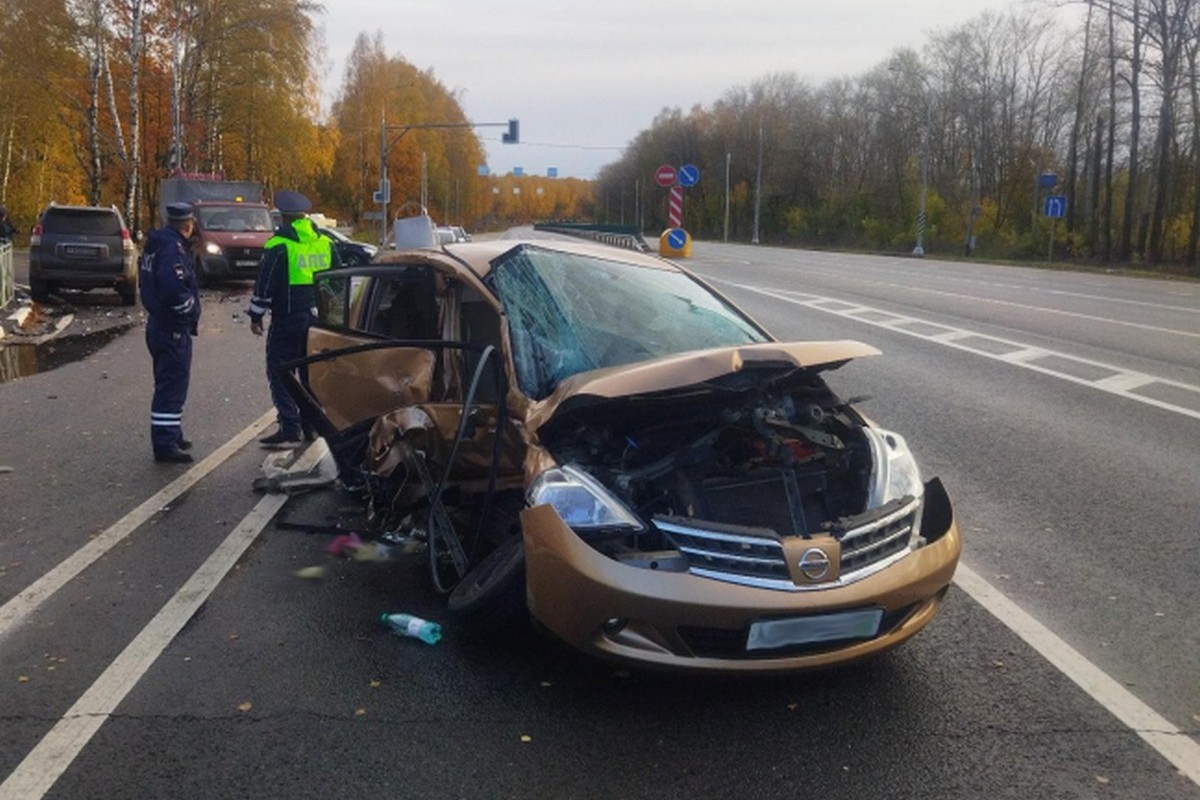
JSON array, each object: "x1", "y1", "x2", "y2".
[
  {"x1": 1038, "y1": 172, "x2": 1059, "y2": 189},
  {"x1": 477, "y1": 165, "x2": 489, "y2": 176},
  {"x1": 678, "y1": 164, "x2": 700, "y2": 187},
  {"x1": 547, "y1": 167, "x2": 558, "y2": 178},
  {"x1": 513, "y1": 166, "x2": 524, "y2": 177},
  {"x1": 667, "y1": 228, "x2": 688, "y2": 249},
  {"x1": 1043, "y1": 195, "x2": 1067, "y2": 219}
]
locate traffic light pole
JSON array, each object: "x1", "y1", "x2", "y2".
[{"x1": 378, "y1": 116, "x2": 518, "y2": 245}]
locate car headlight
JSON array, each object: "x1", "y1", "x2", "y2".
[
  {"x1": 527, "y1": 465, "x2": 644, "y2": 532},
  {"x1": 363, "y1": 245, "x2": 379, "y2": 257},
  {"x1": 863, "y1": 427, "x2": 924, "y2": 508},
  {"x1": 204, "y1": 242, "x2": 222, "y2": 255}
]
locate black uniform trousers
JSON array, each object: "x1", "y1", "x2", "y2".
[
  {"x1": 146, "y1": 317, "x2": 192, "y2": 452},
  {"x1": 265, "y1": 309, "x2": 312, "y2": 437}
]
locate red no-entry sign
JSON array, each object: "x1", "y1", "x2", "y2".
[{"x1": 655, "y1": 164, "x2": 677, "y2": 187}]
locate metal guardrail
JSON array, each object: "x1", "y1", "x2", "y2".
[
  {"x1": 533, "y1": 222, "x2": 650, "y2": 253},
  {"x1": 0, "y1": 241, "x2": 13, "y2": 310}
]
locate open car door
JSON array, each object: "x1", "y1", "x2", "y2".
[{"x1": 278, "y1": 263, "x2": 525, "y2": 591}]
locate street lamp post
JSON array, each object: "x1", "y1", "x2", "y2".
[
  {"x1": 914, "y1": 98, "x2": 930, "y2": 257},
  {"x1": 378, "y1": 115, "x2": 519, "y2": 245},
  {"x1": 891, "y1": 64, "x2": 933, "y2": 257}
]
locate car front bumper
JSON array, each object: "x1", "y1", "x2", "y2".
[
  {"x1": 199, "y1": 252, "x2": 262, "y2": 280},
  {"x1": 522, "y1": 479, "x2": 961, "y2": 673},
  {"x1": 31, "y1": 255, "x2": 136, "y2": 289}
]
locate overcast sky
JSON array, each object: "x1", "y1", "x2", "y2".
[{"x1": 315, "y1": 0, "x2": 1074, "y2": 180}]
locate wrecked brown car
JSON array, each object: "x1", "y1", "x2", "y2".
[{"x1": 282, "y1": 238, "x2": 961, "y2": 673}]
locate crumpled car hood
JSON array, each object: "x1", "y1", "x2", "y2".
[{"x1": 526, "y1": 340, "x2": 880, "y2": 433}]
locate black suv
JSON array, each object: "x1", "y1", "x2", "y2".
[{"x1": 29, "y1": 204, "x2": 138, "y2": 305}]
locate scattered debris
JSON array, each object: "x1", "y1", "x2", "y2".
[
  {"x1": 323, "y1": 532, "x2": 364, "y2": 556},
  {"x1": 381, "y1": 612, "x2": 441, "y2": 644},
  {"x1": 252, "y1": 446, "x2": 338, "y2": 494},
  {"x1": 292, "y1": 565, "x2": 328, "y2": 580}
]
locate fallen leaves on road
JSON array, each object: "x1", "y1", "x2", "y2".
[
  {"x1": 237, "y1": 701, "x2": 252, "y2": 712},
  {"x1": 293, "y1": 565, "x2": 327, "y2": 580}
]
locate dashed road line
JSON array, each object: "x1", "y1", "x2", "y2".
[{"x1": 715, "y1": 279, "x2": 1200, "y2": 421}]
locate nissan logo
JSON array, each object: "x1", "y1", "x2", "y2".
[{"x1": 798, "y1": 547, "x2": 832, "y2": 581}]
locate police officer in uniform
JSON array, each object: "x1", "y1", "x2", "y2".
[
  {"x1": 248, "y1": 191, "x2": 339, "y2": 448},
  {"x1": 141, "y1": 202, "x2": 201, "y2": 463}
]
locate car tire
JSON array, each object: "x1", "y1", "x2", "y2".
[
  {"x1": 30, "y1": 279, "x2": 52, "y2": 303},
  {"x1": 194, "y1": 259, "x2": 212, "y2": 288},
  {"x1": 118, "y1": 286, "x2": 137, "y2": 306},
  {"x1": 446, "y1": 532, "x2": 528, "y2": 636}
]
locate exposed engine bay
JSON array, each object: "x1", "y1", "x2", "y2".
[{"x1": 537, "y1": 374, "x2": 884, "y2": 567}]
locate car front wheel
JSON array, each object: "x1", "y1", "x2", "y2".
[{"x1": 447, "y1": 533, "x2": 528, "y2": 635}]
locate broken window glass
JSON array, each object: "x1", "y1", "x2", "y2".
[{"x1": 494, "y1": 245, "x2": 769, "y2": 399}]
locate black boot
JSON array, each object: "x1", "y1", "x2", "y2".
[{"x1": 155, "y1": 447, "x2": 194, "y2": 463}]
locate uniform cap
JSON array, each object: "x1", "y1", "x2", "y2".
[
  {"x1": 166, "y1": 202, "x2": 194, "y2": 222},
  {"x1": 274, "y1": 190, "x2": 312, "y2": 214}
]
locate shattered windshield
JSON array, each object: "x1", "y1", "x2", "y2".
[{"x1": 494, "y1": 245, "x2": 769, "y2": 399}]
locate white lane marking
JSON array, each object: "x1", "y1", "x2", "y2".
[
  {"x1": 697, "y1": 250, "x2": 1200, "y2": 315},
  {"x1": 0, "y1": 440, "x2": 329, "y2": 800},
  {"x1": 715, "y1": 280, "x2": 1200, "y2": 422},
  {"x1": 0, "y1": 410, "x2": 275, "y2": 642},
  {"x1": 714, "y1": 264, "x2": 1200, "y2": 339},
  {"x1": 955, "y1": 564, "x2": 1200, "y2": 787}
]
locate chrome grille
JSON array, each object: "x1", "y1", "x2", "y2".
[
  {"x1": 653, "y1": 518, "x2": 791, "y2": 586},
  {"x1": 653, "y1": 497, "x2": 920, "y2": 592},
  {"x1": 837, "y1": 501, "x2": 919, "y2": 574}
]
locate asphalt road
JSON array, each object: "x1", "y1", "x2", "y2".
[{"x1": 0, "y1": 242, "x2": 1197, "y2": 799}]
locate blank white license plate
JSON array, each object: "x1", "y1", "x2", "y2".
[
  {"x1": 235, "y1": 259, "x2": 258, "y2": 267},
  {"x1": 746, "y1": 608, "x2": 883, "y2": 650}
]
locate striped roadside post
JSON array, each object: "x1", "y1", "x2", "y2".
[{"x1": 668, "y1": 186, "x2": 683, "y2": 228}]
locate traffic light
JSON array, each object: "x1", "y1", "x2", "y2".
[{"x1": 502, "y1": 118, "x2": 519, "y2": 144}]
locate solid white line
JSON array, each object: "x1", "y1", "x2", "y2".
[
  {"x1": 0, "y1": 494, "x2": 288, "y2": 799},
  {"x1": 0, "y1": 440, "x2": 329, "y2": 800},
  {"x1": 0, "y1": 410, "x2": 275, "y2": 642},
  {"x1": 954, "y1": 564, "x2": 1200, "y2": 787}
]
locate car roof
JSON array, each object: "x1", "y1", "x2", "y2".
[
  {"x1": 43, "y1": 204, "x2": 120, "y2": 214},
  {"x1": 372, "y1": 238, "x2": 682, "y2": 282}
]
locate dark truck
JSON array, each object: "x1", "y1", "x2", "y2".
[{"x1": 159, "y1": 177, "x2": 273, "y2": 286}]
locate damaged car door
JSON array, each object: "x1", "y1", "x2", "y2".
[{"x1": 281, "y1": 261, "x2": 525, "y2": 592}]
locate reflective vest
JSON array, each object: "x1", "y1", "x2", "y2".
[{"x1": 264, "y1": 218, "x2": 332, "y2": 286}]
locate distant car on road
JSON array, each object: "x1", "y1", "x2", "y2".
[
  {"x1": 450, "y1": 225, "x2": 471, "y2": 243},
  {"x1": 29, "y1": 204, "x2": 138, "y2": 305},
  {"x1": 434, "y1": 226, "x2": 457, "y2": 246},
  {"x1": 315, "y1": 226, "x2": 378, "y2": 266}
]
